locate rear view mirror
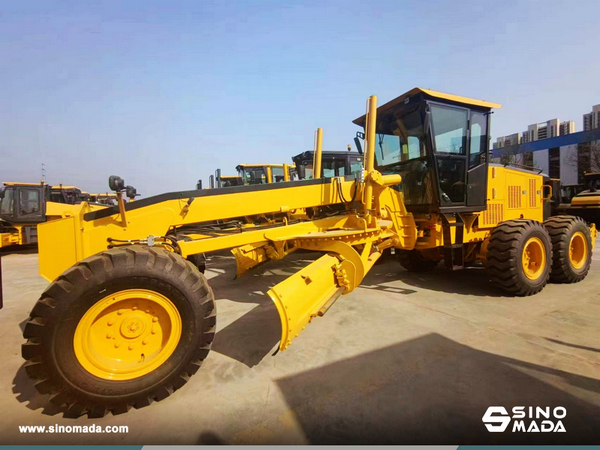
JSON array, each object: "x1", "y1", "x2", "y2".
[
  {"x1": 125, "y1": 185, "x2": 138, "y2": 200},
  {"x1": 354, "y1": 136, "x2": 363, "y2": 155},
  {"x1": 109, "y1": 175, "x2": 125, "y2": 192}
]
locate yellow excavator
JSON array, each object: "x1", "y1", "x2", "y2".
[{"x1": 19, "y1": 88, "x2": 595, "y2": 417}]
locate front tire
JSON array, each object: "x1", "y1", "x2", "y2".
[
  {"x1": 544, "y1": 215, "x2": 592, "y2": 283},
  {"x1": 22, "y1": 246, "x2": 216, "y2": 418},
  {"x1": 486, "y1": 219, "x2": 551, "y2": 296}
]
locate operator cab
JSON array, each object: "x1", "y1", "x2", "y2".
[
  {"x1": 353, "y1": 88, "x2": 501, "y2": 214},
  {"x1": 236, "y1": 164, "x2": 295, "y2": 185},
  {"x1": 0, "y1": 183, "x2": 46, "y2": 224},
  {"x1": 292, "y1": 150, "x2": 363, "y2": 180},
  {"x1": 218, "y1": 175, "x2": 244, "y2": 187},
  {"x1": 49, "y1": 186, "x2": 89, "y2": 204}
]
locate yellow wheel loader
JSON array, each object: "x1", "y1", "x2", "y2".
[{"x1": 19, "y1": 88, "x2": 596, "y2": 417}]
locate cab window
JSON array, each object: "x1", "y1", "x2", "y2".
[
  {"x1": 271, "y1": 167, "x2": 284, "y2": 182},
  {"x1": 19, "y1": 189, "x2": 40, "y2": 215},
  {"x1": 374, "y1": 108, "x2": 426, "y2": 167},
  {"x1": 0, "y1": 188, "x2": 14, "y2": 215},
  {"x1": 350, "y1": 159, "x2": 363, "y2": 175},
  {"x1": 431, "y1": 105, "x2": 468, "y2": 154},
  {"x1": 469, "y1": 112, "x2": 488, "y2": 168}
]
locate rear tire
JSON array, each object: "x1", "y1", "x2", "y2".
[
  {"x1": 544, "y1": 215, "x2": 592, "y2": 283},
  {"x1": 22, "y1": 246, "x2": 216, "y2": 418},
  {"x1": 397, "y1": 249, "x2": 439, "y2": 272},
  {"x1": 486, "y1": 219, "x2": 551, "y2": 296}
]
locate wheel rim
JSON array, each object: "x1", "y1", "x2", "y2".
[
  {"x1": 569, "y1": 231, "x2": 588, "y2": 270},
  {"x1": 522, "y1": 237, "x2": 546, "y2": 280},
  {"x1": 74, "y1": 289, "x2": 182, "y2": 381}
]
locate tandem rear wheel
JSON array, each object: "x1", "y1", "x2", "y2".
[
  {"x1": 485, "y1": 216, "x2": 593, "y2": 296},
  {"x1": 22, "y1": 246, "x2": 216, "y2": 418},
  {"x1": 485, "y1": 219, "x2": 552, "y2": 296},
  {"x1": 544, "y1": 215, "x2": 593, "y2": 283}
]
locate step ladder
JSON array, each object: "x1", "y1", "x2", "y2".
[{"x1": 441, "y1": 214, "x2": 464, "y2": 270}]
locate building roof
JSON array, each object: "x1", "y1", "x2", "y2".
[{"x1": 353, "y1": 87, "x2": 502, "y2": 126}]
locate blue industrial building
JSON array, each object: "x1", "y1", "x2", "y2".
[{"x1": 491, "y1": 128, "x2": 600, "y2": 185}]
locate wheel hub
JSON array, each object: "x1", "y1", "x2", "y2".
[
  {"x1": 120, "y1": 316, "x2": 147, "y2": 339},
  {"x1": 522, "y1": 237, "x2": 545, "y2": 280},
  {"x1": 74, "y1": 289, "x2": 182, "y2": 381},
  {"x1": 569, "y1": 231, "x2": 587, "y2": 270}
]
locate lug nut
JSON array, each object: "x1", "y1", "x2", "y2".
[
  {"x1": 106, "y1": 333, "x2": 113, "y2": 339},
  {"x1": 152, "y1": 317, "x2": 158, "y2": 323},
  {"x1": 114, "y1": 342, "x2": 121, "y2": 348},
  {"x1": 128, "y1": 344, "x2": 134, "y2": 350},
  {"x1": 142, "y1": 339, "x2": 148, "y2": 345},
  {"x1": 117, "y1": 309, "x2": 124, "y2": 315},
  {"x1": 107, "y1": 320, "x2": 114, "y2": 326}
]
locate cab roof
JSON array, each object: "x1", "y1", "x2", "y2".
[
  {"x1": 236, "y1": 164, "x2": 296, "y2": 169},
  {"x1": 353, "y1": 87, "x2": 502, "y2": 126},
  {"x1": 2, "y1": 182, "x2": 84, "y2": 190},
  {"x1": 3, "y1": 182, "x2": 46, "y2": 186}
]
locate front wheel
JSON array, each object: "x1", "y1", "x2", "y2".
[{"x1": 22, "y1": 246, "x2": 216, "y2": 417}]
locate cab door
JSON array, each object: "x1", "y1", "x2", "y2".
[
  {"x1": 429, "y1": 103, "x2": 469, "y2": 209},
  {"x1": 466, "y1": 111, "x2": 489, "y2": 208}
]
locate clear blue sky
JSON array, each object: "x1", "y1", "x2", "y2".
[{"x1": 1, "y1": 0, "x2": 599, "y2": 196}]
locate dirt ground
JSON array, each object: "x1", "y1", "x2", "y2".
[{"x1": 0, "y1": 243, "x2": 599, "y2": 445}]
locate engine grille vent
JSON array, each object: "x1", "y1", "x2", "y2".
[
  {"x1": 529, "y1": 179, "x2": 537, "y2": 208},
  {"x1": 508, "y1": 186, "x2": 522, "y2": 209},
  {"x1": 483, "y1": 203, "x2": 504, "y2": 225}
]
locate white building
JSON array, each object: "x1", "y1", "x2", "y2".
[
  {"x1": 583, "y1": 104, "x2": 600, "y2": 131},
  {"x1": 497, "y1": 118, "x2": 574, "y2": 148},
  {"x1": 560, "y1": 121, "x2": 576, "y2": 135}
]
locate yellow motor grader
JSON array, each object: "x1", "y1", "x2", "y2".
[{"x1": 20, "y1": 88, "x2": 595, "y2": 417}]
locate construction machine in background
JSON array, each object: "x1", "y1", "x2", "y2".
[
  {"x1": 204, "y1": 165, "x2": 293, "y2": 189},
  {"x1": 235, "y1": 163, "x2": 295, "y2": 184},
  {"x1": 567, "y1": 172, "x2": 600, "y2": 226},
  {"x1": 0, "y1": 182, "x2": 138, "y2": 248},
  {"x1": 91, "y1": 186, "x2": 139, "y2": 205},
  {"x1": 20, "y1": 88, "x2": 596, "y2": 417},
  {"x1": 89, "y1": 193, "x2": 118, "y2": 206},
  {"x1": 292, "y1": 148, "x2": 363, "y2": 180},
  {"x1": 0, "y1": 183, "x2": 93, "y2": 248}
]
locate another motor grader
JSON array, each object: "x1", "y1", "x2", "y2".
[{"x1": 21, "y1": 88, "x2": 595, "y2": 417}]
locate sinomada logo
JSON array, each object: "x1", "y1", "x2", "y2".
[{"x1": 482, "y1": 406, "x2": 567, "y2": 432}]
